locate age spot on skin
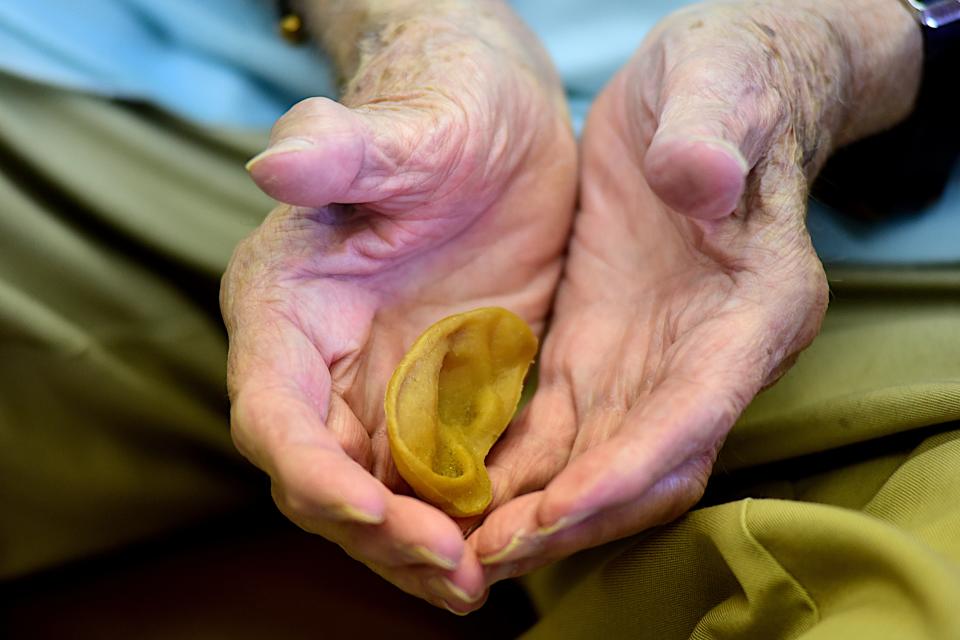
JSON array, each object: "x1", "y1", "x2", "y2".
[{"x1": 752, "y1": 20, "x2": 776, "y2": 39}]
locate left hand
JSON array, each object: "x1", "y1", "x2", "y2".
[{"x1": 469, "y1": 0, "x2": 920, "y2": 583}]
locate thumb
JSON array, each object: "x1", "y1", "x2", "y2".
[
  {"x1": 641, "y1": 59, "x2": 784, "y2": 220},
  {"x1": 245, "y1": 97, "x2": 408, "y2": 208}
]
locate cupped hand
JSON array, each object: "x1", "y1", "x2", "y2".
[
  {"x1": 220, "y1": 7, "x2": 575, "y2": 612},
  {"x1": 471, "y1": 0, "x2": 919, "y2": 583}
]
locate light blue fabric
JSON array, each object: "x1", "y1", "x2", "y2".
[
  {"x1": 515, "y1": 0, "x2": 960, "y2": 265},
  {"x1": 0, "y1": 0, "x2": 334, "y2": 128},
  {"x1": 1, "y1": 0, "x2": 957, "y2": 264},
  {"x1": 807, "y1": 189, "x2": 960, "y2": 265},
  {"x1": 512, "y1": 0, "x2": 678, "y2": 131}
]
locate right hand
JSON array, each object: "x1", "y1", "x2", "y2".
[{"x1": 220, "y1": 3, "x2": 575, "y2": 613}]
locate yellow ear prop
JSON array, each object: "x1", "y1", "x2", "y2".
[{"x1": 385, "y1": 307, "x2": 538, "y2": 517}]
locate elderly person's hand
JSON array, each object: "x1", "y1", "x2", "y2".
[
  {"x1": 472, "y1": 0, "x2": 921, "y2": 585},
  {"x1": 220, "y1": 0, "x2": 574, "y2": 612}
]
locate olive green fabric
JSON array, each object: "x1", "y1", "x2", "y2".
[
  {"x1": 523, "y1": 272, "x2": 960, "y2": 638},
  {"x1": 0, "y1": 72, "x2": 272, "y2": 578},
  {"x1": 4, "y1": 72, "x2": 960, "y2": 639},
  {"x1": 725, "y1": 269, "x2": 960, "y2": 471}
]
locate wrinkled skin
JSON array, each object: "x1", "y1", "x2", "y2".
[
  {"x1": 471, "y1": 4, "x2": 878, "y2": 588},
  {"x1": 222, "y1": 0, "x2": 919, "y2": 614},
  {"x1": 220, "y1": 14, "x2": 575, "y2": 611}
]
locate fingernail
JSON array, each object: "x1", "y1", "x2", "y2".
[
  {"x1": 653, "y1": 133, "x2": 750, "y2": 174},
  {"x1": 534, "y1": 511, "x2": 592, "y2": 538},
  {"x1": 427, "y1": 577, "x2": 482, "y2": 605},
  {"x1": 245, "y1": 138, "x2": 314, "y2": 171},
  {"x1": 479, "y1": 530, "x2": 527, "y2": 565},
  {"x1": 478, "y1": 514, "x2": 593, "y2": 566},
  {"x1": 406, "y1": 545, "x2": 458, "y2": 571},
  {"x1": 329, "y1": 504, "x2": 384, "y2": 524},
  {"x1": 688, "y1": 136, "x2": 749, "y2": 173},
  {"x1": 442, "y1": 602, "x2": 471, "y2": 617}
]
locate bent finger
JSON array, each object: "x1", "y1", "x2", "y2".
[
  {"x1": 246, "y1": 96, "x2": 432, "y2": 209},
  {"x1": 483, "y1": 381, "x2": 577, "y2": 511},
  {"x1": 637, "y1": 29, "x2": 787, "y2": 219},
  {"x1": 473, "y1": 454, "x2": 711, "y2": 585}
]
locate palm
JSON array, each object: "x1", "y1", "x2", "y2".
[
  {"x1": 222, "y1": 29, "x2": 575, "y2": 603},
  {"x1": 551, "y1": 77, "x2": 819, "y2": 463},
  {"x1": 473, "y1": 67, "x2": 827, "y2": 576},
  {"x1": 273, "y1": 125, "x2": 573, "y2": 488}
]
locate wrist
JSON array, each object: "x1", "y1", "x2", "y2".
[
  {"x1": 294, "y1": 1, "x2": 562, "y2": 100},
  {"x1": 818, "y1": 0, "x2": 922, "y2": 146},
  {"x1": 294, "y1": 1, "x2": 457, "y2": 79},
  {"x1": 742, "y1": 0, "x2": 921, "y2": 171}
]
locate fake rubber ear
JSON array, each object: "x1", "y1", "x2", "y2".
[{"x1": 385, "y1": 307, "x2": 537, "y2": 517}]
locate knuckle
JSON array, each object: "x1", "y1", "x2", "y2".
[
  {"x1": 272, "y1": 480, "x2": 311, "y2": 522},
  {"x1": 272, "y1": 96, "x2": 341, "y2": 140},
  {"x1": 279, "y1": 95, "x2": 330, "y2": 122},
  {"x1": 228, "y1": 386, "x2": 298, "y2": 468},
  {"x1": 228, "y1": 392, "x2": 260, "y2": 462},
  {"x1": 293, "y1": 95, "x2": 330, "y2": 112}
]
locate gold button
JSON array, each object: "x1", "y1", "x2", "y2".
[{"x1": 279, "y1": 13, "x2": 305, "y2": 44}]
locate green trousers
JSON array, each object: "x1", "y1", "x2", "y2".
[
  {"x1": 0, "y1": 73, "x2": 270, "y2": 577},
  {"x1": 3, "y1": 73, "x2": 960, "y2": 638},
  {"x1": 523, "y1": 240, "x2": 960, "y2": 635}
]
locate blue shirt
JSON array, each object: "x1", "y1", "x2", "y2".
[{"x1": 2, "y1": 0, "x2": 956, "y2": 265}]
